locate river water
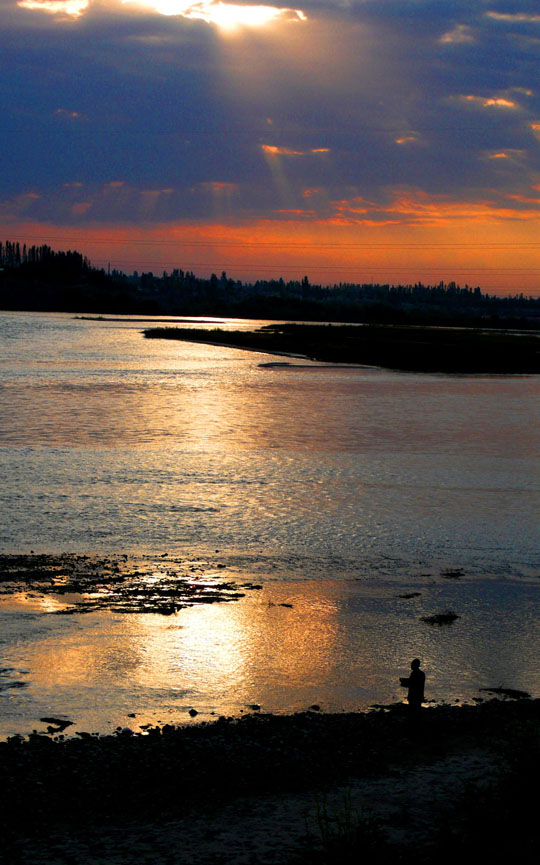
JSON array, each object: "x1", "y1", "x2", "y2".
[{"x1": 1, "y1": 311, "x2": 539, "y2": 736}]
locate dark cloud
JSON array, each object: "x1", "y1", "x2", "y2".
[{"x1": 0, "y1": 0, "x2": 539, "y2": 227}]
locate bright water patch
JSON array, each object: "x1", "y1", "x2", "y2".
[{"x1": 1, "y1": 577, "x2": 540, "y2": 738}]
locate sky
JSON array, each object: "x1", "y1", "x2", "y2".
[{"x1": 1, "y1": 0, "x2": 540, "y2": 293}]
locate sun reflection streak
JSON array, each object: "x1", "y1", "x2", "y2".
[{"x1": 131, "y1": 585, "x2": 344, "y2": 713}]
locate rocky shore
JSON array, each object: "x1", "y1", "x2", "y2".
[
  {"x1": 2, "y1": 698, "x2": 540, "y2": 864},
  {"x1": 0, "y1": 553, "x2": 262, "y2": 615}
]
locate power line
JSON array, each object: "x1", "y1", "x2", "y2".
[
  {"x1": 96, "y1": 260, "x2": 540, "y2": 273},
  {"x1": 3, "y1": 122, "x2": 539, "y2": 135},
  {"x1": 7, "y1": 234, "x2": 540, "y2": 252}
]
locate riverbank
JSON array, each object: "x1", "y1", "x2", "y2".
[
  {"x1": 143, "y1": 322, "x2": 540, "y2": 374},
  {"x1": 2, "y1": 698, "x2": 539, "y2": 864}
]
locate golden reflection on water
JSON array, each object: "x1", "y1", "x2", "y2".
[
  {"x1": 0, "y1": 592, "x2": 86, "y2": 615},
  {"x1": 127, "y1": 585, "x2": 342, "y2": 710},
  {"x1": 3, "y1": 576, "x2": 540, "y2": 737},
  {"x1": 6, "y1": 339, "x2": 540, "y2": 458},
  {"x1": 18, "y1": 615, "x2": 144, "y2": 688}
]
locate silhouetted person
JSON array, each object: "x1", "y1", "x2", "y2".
[{"x1": 400, "y1": 659, "x2": 425, "y2": 713}]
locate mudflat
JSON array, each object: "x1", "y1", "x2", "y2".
[
  {"x1": 144, "y1": 323, "x2": 540, "y2": 374},
  {"x1": 0, "y1": 553, "x2": 262, "y2": 615}
]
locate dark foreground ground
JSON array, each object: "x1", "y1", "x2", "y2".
[
  {"x1": 2, "y1": 698, "x2": 540, "y2": 864},
  {"x1": 144, "y1": 323, "x2": 540, "y2": 374}
]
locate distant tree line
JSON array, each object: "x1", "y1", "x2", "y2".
[{"x1": 1, "y1": 241, "x2": 539, "y2": 327}]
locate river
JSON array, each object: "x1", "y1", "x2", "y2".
[{"x1": 0, "y1": 311, "x2": 539, "y2": 736}]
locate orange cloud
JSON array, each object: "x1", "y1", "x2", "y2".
[
  {"x1": 486, "y1": 149, "x2": 524, "y2": 161},
  {"x1": 460, "y1": 95, "x2": 518, "y2": 109},
  {"x1": 332, "y1": 198, "x2": 370, "y2": 216},
  {"x1": 506, "y1": 193, "x2": 540, "y2": 205},
  {"x1": 439, "y1": 24, "x2": 475, "y2": 44},
  {"x1": 261, "y1": 144, "x2": 329, "y2": 156},
  {"x1": 484, "y1": 97, "x2": 518, "y2": 108},
  {"x1": 54, "y1": 109, "x2": 83, "y2": 119},
  {"x1": 486, "y1": 12, "x2": 540, "y2": 24},
  {"x1": 331, "y1": 188, "x2": 540, "y2": 227}
]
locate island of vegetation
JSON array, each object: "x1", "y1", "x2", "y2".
[{"x1": 144, "y1": 322, "x2": 540, "y2": 374}]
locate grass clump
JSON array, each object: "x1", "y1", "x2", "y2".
[{"x1": 297, "y1": 789, "x2": 385, "y2": 864}]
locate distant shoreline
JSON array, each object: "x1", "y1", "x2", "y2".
[
  {"x1": 144, "y1": 323, "x2": 540, "y2": 374},
  {"x1": 74, "y1": 315, "x2": 226, "y2": 323}
]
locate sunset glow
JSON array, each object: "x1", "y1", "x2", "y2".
[
  {"x1": 7, "y1": 206, "x2": 540, "y2": 293},
  {"x1": 3, "y1": 0, "x2": 540, "y2": 293}
]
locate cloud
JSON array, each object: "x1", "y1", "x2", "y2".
[
  {"x1": 17, "y1": 0, "x2": 308, "y2": 30},
  {"x1": 485, "y1": 148, "x2": 525, "y2": 160},
  {"x1": 330, "y1": 188, "x2": 540, "y2": 227},
  {"x1": 485, "y1": 12, "x2": 540, "y2": 25},
  {"x1": 455, "y1": 94, "x2": 519, "y2": 109},
  {"x1": 395, "y1": 135, "x2": 417, "y2": 145},
  {"x1": 54, "y1": 108, "x2": 84, "y2": 119},
  {"x1": 17, "y1": 0, "x2": 88, "y2": 15},
  {"x1": 506, "y1": 191, "x2": 540, "y2": 204},
  {"x1": 261, "y1": 144, "x2": 330, "y2": 156},
  {"x1": 439, "y1": 23, "x2": 475, "y2": 44},
  {"x1": 1, "y1": 0, "x2": 540, "y2": 291}
]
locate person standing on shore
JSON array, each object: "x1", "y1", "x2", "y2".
[{"x1": 400, "y1": 659, "x2": 425, "y2": 712}]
